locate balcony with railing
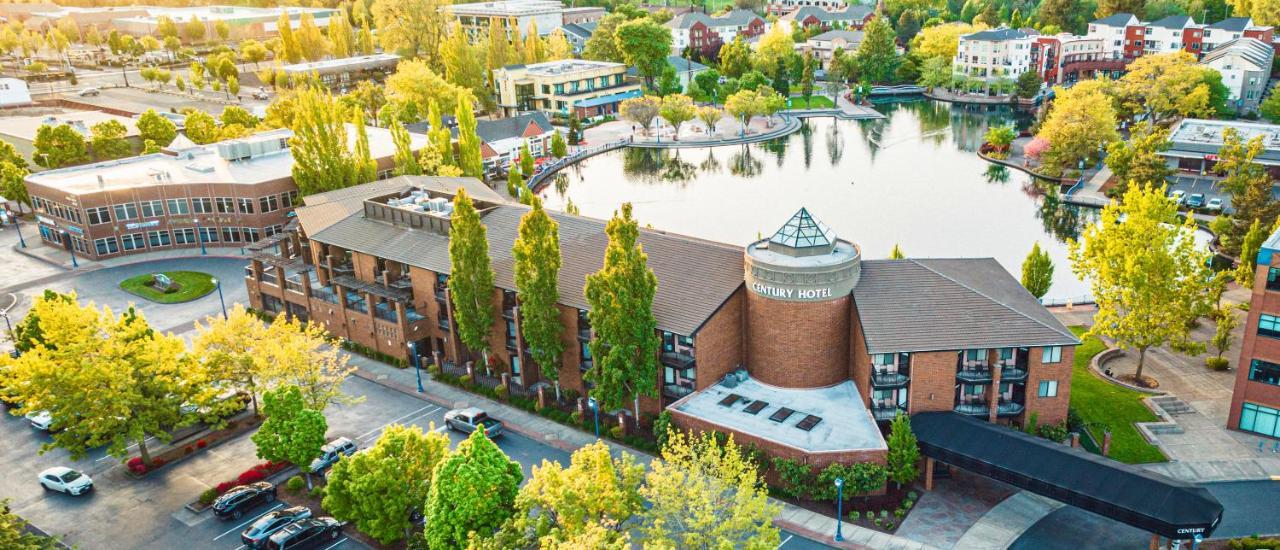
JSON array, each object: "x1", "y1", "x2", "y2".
[
  {"x1": 437, "y1": 315, "x2": 451, "y2": 331},
  {"x1": 872, "y1": 404, "x2": 907, "y2": 421},
  {"x1": 284, "y1": 275, "x2": 305, "y2": 294},
  {"x1": 506, "y1": 336, "x2": 518, "y2": 352},
  {"x1": 330, "y1": 262, "x2": 355, "y2": 276},
  {"x1": 502, "y1": 293, "x2": 518, "y2": 320},
  {"x1": 261, "y1": 271, "x2": 279, "y2": 286},
  {"x1": 379, "y1": 274, "x2": 414, "y2": 291},
  {"x1": 374, "y1": 302, "x2": 398, "y2": 323},
  {"x1": 405, "y1": 306, "x2": 426, "y2": 323},
  {"x1": 311, "y1": 285, "x2": 339, "y2": 304},
  {"x1": 346, "y1": 292, "x2": 368, "y2": 314},
  {"x1": 1000, "y1": 366, "x2": 1028, "y2": 383},
  {"x1": 663, "y1": 383, "x2": 694, "y2": 399},
  {"x1": 871, "y1": 368, "x2": 909, "y2": 388},
  {"x1": 661, "y1": 351, "x2": 695, "y2": 369},
  {"x1": 997, "y1": 400, "x2": 1025, "y2": 417},
  {"x1": 954, "y1": 402, "x2": 989, "y2": 416},
  {"x1": 957, "y1": 367, "x2": 994, "y2": 384},
  {"x1": 434, "y1": 285, "x2": 447, "y2": 302}
]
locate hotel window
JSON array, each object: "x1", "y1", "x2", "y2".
[
  {"x1": 265, "y1": 224, "x2": 283, "y2": 236},
  {"x1": 962, "y1": 384, "x2": 985, "y2": 396},
  {"x1": 192, "y1": 197, "x2": 214, "y2": 214},
  {"x1": 120, "y1": 233, "x2": 145, "y2": 251},
  {"x1": 94, "y1": 237, "x2": 119, "y2": 255},
  {"x1": 242, "y1": 227, "x2": 260, "y2": 242},
  {"x1": 1259, "y1": 314, "x2": 1280, "y2": 338},
  {"x1": 965, "y1": 348, "x2": 988, "y2": 365},
  {"x1": 166, "y1": 198, "x2": 190, "y2": 215},
  {"x1": 173, "y1": 228, "x2": 197, "y2": 245},
  {"x1": 215, "y1": 197, "x2": 235, "y2": 214},
  {"x1": 1249, "y1": 359, "x2": 1280, "y2": 386},
  {"x1": 86, "y1": 206, "x2": 111, "y2": 225},
  {"x1": 999, "y1": 347, "x2": 1014, "y2": 363},
  {"x1": 237, "y1": 198, "x2": 254, "y2": 214},
  {"x1": 1037, "y1": 380, "x2": 1058, "y2": 397},
  {"x1": 259, "y1": 195, "x2": 279, "y2": 213},
  {"x1": 147, "y1": 230, "x2": 171, "y2": 247},
  {"x1": 1239, "y1": 402, "x2": 1280, "y2": 438},
  {"x1": 1042, "y1": 346, "x2": 1063, "y2": 364},
  {"x1": 140, "y1": 200, "x2": 164, "y2": 218},
  {"x1": 198, "y1": 226, "x2": 219, "y2": 243},
  {"x1": 222, "y1": 227, "x2": 242, "y2": 243},
  {"x1": 1266, "y1": 268, "x2": 1280, "y2": 291},
  {"x1": 282, "y1": 190, "x2": 298, "y2": 208},
  {"x1": 112, "y1": 203, "x2": 138, "y2": 221}
]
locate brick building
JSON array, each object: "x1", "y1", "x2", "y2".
[
  {"x1": 667, "y1": 9, "x2": 769, "y2": 57},
  {"x1": 1228, "y1": 227, "x2": 1280, "y2": 440},
  {"x1": 246, "y1": 183, "x2": 1079, "y2": 466}
]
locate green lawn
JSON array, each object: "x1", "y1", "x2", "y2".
[
  {"x1": 119, "y1": 271, "x2": 217, "y2": 304},
  {"x1": 788, "y1": 96, "x2": 836, "y2": 109},
  {"x1": 1068, "y1": 326, "x2": 1168, "y2": 464}
]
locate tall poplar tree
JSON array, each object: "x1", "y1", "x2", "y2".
[
  {"x1": 512, "y1": 196, "x2": 565, "y2": 388},
  {"x1": 442, "y1": 22, "x2": 487, "y2": 104},
  {"x1": 1021, "y1": 241, "x2": 1054, "y2": 299},
  {"x1": 290, "y1": 87, "x2": 359, "y2": 195},
  {"x1": 328, "y1": 12, "x2": 352, "y2": 58},
  {"x1": 391, "y1": 122, "x2": 423, "y2": 176},
  {"x1": 353, "y1": 112, "x2": 376, "y2": 184},
  {"x1": 455, "y1": 94, "x2": 485, "y2": 178},
  {"x1": 486, "y1": 18, "x2": 513, "y2": 86},
  {"x1": 276, "y1": 11, "x2": 303, "y2": 63},
  {"x1": 428, "y1": 100, "x2": 455, "y2": 168},
  {"x1": 584, "y1": 203, "x2": 659, "y2": 416},
  {"x1": 449, "y1": 188, "x2": 497, "y2": 362}
]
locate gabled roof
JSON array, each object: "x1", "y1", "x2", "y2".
[
  {"x1": 1091, "y1": 12, "x2": 1137, "y2": 27},
  {"x1": 716, "y1": 8, "x2": 762, "y2": 26},
  {"x1": 1149, "y1": 14, "x2": 1194, "y2": 28},
  {"x1": 809, "y1": 29, "x2": 864, "y2": 43},
  {"x1": 670, "y1": 8, "x2": 762, "y2": 29},
  {"x1": 1208, "y1": 16, "x2": 1253, "y2": 31},
  {"x1": 404, "y1": 113, "x2": 554, "y2": 145},
  {"x1": 627, "y1": 56, "x2": 708, "y2": 77},
  {"x1": 1200, "y1": 37, "x2": 1274, "y2": 70},
  {"x1": 964, "y1": 27, "x2": 1029, "y2": 41},
  {"x1": 558, "y1": 22, "x2": 595, "y2": 40},
  {"x1": 853, "y1": 258, "x2": 1079, "y2": 354}
]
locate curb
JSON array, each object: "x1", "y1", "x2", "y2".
[
  {"x1": 1089, "y1": 347, "x2": 1166, "y2": 395},
  {"x1": 976, "y1": 150, "x2": 1076, "y2": 184},
  {"x1": 2, "y1": 249, "x2": 247, "y2": 295}
]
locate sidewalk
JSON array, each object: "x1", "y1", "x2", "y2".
[{"x1": 342, "y1": 352, "x2": 932, "y2": 549}]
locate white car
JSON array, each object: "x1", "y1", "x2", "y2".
[
  {"x1": 25, "y1": 410, "x2": 52, "y2": 431},
  {"x1": 76, "y1": 87, "x2": 100, "y2": 97},
  {"x1": 1169, "y1": 190, "x2": 1186, "y2": 205},
  {"x1": 1206, "y1": 198, "x2": 1224, "y2": 212},
  {"x1": 38, "y1": 467, "x2": 92, "y2": 495}
]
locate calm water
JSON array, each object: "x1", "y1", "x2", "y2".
[{"x1": 538, "y1": 100, "x2": 1100, "y2": 301}]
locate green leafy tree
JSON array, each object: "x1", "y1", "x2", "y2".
[
  {"x1": 507, "y1": 167, "x2": 524, "y2": 198},
  {"x1": 9, "y1": 291, "x2": 73, "y2": 353},
  {"x1": 550, "y1": 130, "x2": 567, "y2": 158},
  {"x1": 251, "y1": 385, "x2": 328, "y2": 487},
  {"x1": 352, "y1": 114, "x2": 376, "y2": 184},
  {"x1": 0, "y1": 498, "x2": 61, "y2": 549},
  {"x1": 1021, "y1": 241, "x2": 1055, "y2": 299},
  {"x1": 638, "y1": 431, "x2": 781, "y2": 548},
  {"x1": 323, "y1": 424, "x2": 450, "y2": 544},
  {"x1": 616, "y1": 19, "x2": 672, "y2": 89},
  {"x1": 157, "y1": 16, "x2": 178, "y2": 40},
  {"x1": 1037, "y1": 81, "x2": 1119, "y2": 175},
  {"x1": 1261, "y1": 91, "x2": 1280, "y2": 123},
  {"x1": 371, "y1": 0, "x2": 450, "y2": 59},
  {"x1": 584, "y1": 203, "x2": 660, "y2": 416},
  {"x1": 449, "y1": 188, "x2": 497, "y2": 362},
  {"x1": 886, "y1": 414, "x2": 920, "y2": 488},
  {"x1": 183, "y1": 111, "x2": 220, "y2": 145},
  {"x1": 1216, "y1": 128, "x2": 1280, "y2": 256},
  {"x1": 455, "y1": 94, "x2": 484, "y2": 178},
  {"x1": 1237, "y1": 218, "x2": 1268, "y2": 288},
  {"x1": 1, "y1": 160, "x2": 30, "y2": 214},
  {"x1": 1069, "y1": 184, "x2": 1213, "y2": 381},
  {"x1": 855, "y1": 16, "x2": 900, "y2": 84},
  {"x1": 289, "y1": 87, "x2": 362, "y2": 195},
  {"x1": 1105, "y1": 121, "x2": 1171, "y2": 196},
  {"x1": 719, "y1": 37, "x2": 752, "y2": 79},
  {"x1": 391, "y1": 122, "x2": 422, "y2": 176},
  {"x1": 1016, "y1": 70, "x2": 1042, "y2": 98},
  {"x1": 513, "y1": 196, "x2": 565, "y2": 388},
  {"x1": 659, "y1": 94, "x2": 696, "y2": 140},
  {"x1": 694, "y1": 68, "x2": 723, "y2": 104},
  {"x1": 519, "y1": 143, "x2": 535, "y2": 177},
  {"x1": 568, "y1": 113, "x2": 582, "y2": 145},
  {"x1": 427, "y1": 100, "x2": 455, "y2": 168},
  {"x1": 182, "y1": 16, "x2": 206, "y2": 44},
  {"x1": 32, "y1": 125, "x2": 88, "y2": 169},
  {"x1": 583, "y1": 12, "x2": 634, "y2": 62},
  {"x1": 89, "y1": 120, "x2": 132, "y2": 161},
  {"x1": 423, "y1": 429, "x2": 523, "y2": 548},
  {"x1": 799, "y1": 54, "x2": 816, "y2": 103},
  {"x1": 441, "y1": 21, "x2": 487, "y2": 106}
]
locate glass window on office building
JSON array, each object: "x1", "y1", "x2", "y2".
[
  {"x1": 242, "y1": 227, "x2": 260, "y2": 242},
  {"x1": 1267, "y1": 267, "x2": 1280, "y2": 291},
  {"x1": 1042, "y1": 346, "x2": 1062, "y2": 363},
  {"x1": 147, "y1": 230, "x2": 171, "y2": 247},
  {"x1": 198, "y1": 227, "x2": 219, "y2": 243},
  {"x1": 94, "y1": 237, "x2": 119, "y2": 255},
  {"x1": 174, "y1": 227, "x2": 197, "y2": 244},
  {"x1": 259, "y1": 195, "x2": 279, "y2": 213},
  {"x1": 1038, "y1": 380, "x2": 1058, "y2": 397},
  {"x1": 1239, "y1": 403, "x2": 1280, "y2": 439},
  {"x1": 215, "y1": 197, "x2": 235, "y2": 214},
  {"x1": 166, "y1": 198, "x2": 190, "y2": 215},
  {"x1": 112, "y1": 203, "x2": 138, "y2": 221},
  {"x1": 140, "y1": 200, "x2": 164, "y2": 218},
  {"x1": 86, "y1": 206, "x2": 111, "y2": 225},
  {"x1": 222, "y1": 227, "x2": 242, "y2": 243},
  {"x1": 237, "y1": 198, "x2": 254, "y2": 214},
  {"x1": 1249, "y1": 359, "x2": 1280, "y2": 386},
  {"x1": 193, "y1": 197, "x2": 214, "y2": 214},
  {"x1": 1259, "y1": 314, "x2": 1280, "y2": 338},
  {"x1": 120, "y1": 233, "x2": 145, "y2": 251}
]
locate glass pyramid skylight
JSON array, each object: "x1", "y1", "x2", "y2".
[{"x1": 769, "y1": 208, "x2": 834, "y2": 249}]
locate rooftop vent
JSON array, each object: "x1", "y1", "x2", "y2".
[
  {"x1": 795, "y1": 415, "x2": 822, "y2": 431},
  {"x1": 743, "y1": 401, "x2": 768, "y2": 415},
  {"x1": 185, "y1": 162, "x2": 215, "y2": 173},
  {"x1": 768, "y1": 408, "x2": 795, "y2": 423}
]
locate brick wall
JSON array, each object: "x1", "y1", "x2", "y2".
[
  {"x1": 1024, "y1": 345, "x2": 1072, "y2": 426},
  {"x1": 909, "y1": 351, "x2": 958, "y2": 414},
  {"x1": 352, "y1": 251, "x2": 379, "y2": 282},
  {"x1": 849, "y1": 299, "x2": 871, "y2": 403},
  {"x1": 670, "y1": 409, "x2": 888, "y2": 470},
  {"x1": 1229, "y1": 260, "x2": 1280, "y2": 432},
  {"x1": 746, "y1": 292, "x2": 850, "y2": 388},
  {"x1": 694, "y1": 288, "x2": 746, "y2": 388}
]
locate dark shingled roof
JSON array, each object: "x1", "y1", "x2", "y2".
[
  {"x1": 309, "y1": 199, "x2": 746, "y2": 336},
  {"x1": 405, "y1": 112, "x2": 553, "y2": 145},
  {"x1": 914, "y1": 412, "x2": 1224, "y2": 540},
  {"x1": 1091, "y1": 13, "x2": 1137, "y2": 26},
  {"x1": 853, "y1": 258, "x2": 1078, "y2": 354},
  {"x1": 964, "y1": 27, "x2": 1029, "y2": 41},
  {"x1": 1208, "y1": 16, "x2": 1253, "y2": 31},
  {"x1": 1149, "y1": 14, "x2": 1194, "y2": 28}
]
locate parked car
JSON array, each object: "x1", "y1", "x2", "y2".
[
  {"x1": 38, "y1": 467, "x2": 92, "y2": 495},
  {"x1": 241, "y1": 506, "x2": 312, "y2": 548},
  {"x1": 1186, "y1": 193, "x2": 1205, "y2": 209},
  {"x1": 444, "y1": 407, "x2": 504, "y2": 438},
  {"x1": 264, "y1": 517, "x2": 343, "y2": 550},
  {"x1": 211, "y1": 481, "x2": 276, "y2": 520},
  {"x1": 251, "y1": 89, "x2": 270, "y2": 100},
  {"x1": 1206, "y1": 198, "x2": 1224, "y2": 212},
  {"x1": 77, "y1": 87, "x2": 100, "y2": 97},
  {"x1": 1170, "y1": 190, "x2": 1186, "y2": 205},
  {"x1": 308, "y1": 437, "x2": 357, "y2": 474},
  {"x1": 26, "y1": 410, "x2": 52, "y2": 431}
]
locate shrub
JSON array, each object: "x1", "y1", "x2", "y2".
[
  {"x1": 286, "y1": 475, "x2": 305, "y2": 492},
  {"x1": 885, "y1": 521, "x2": 895, "y2": 530},
  {"x1": 196, "y1": 439, "x2": 208, "y2": 449},
  {"x1": 237, "y1": 469, "x2": 265, "y2": 485},
  {"x1": 1037, "y1": 421, "x2": 1070, "y2": 443},
  {"x1": 127, "y1": 457, "x2": 145, "y2": 474},
  {"x1": 308, "y1": 486, "x2": 324, "y2": 499},
  {"x1": 570, "y1": 410, "x2": 583, "y2": 424},
  {"x1": 608, "y1": 425, "x2": 624, "y2": 439},
  {"x1": 653, "y1": 410, "x2": 672, "y2": 448},
  {"x1": 495, "y1": 383, "x2": 509, "y2": 399},
  {"x1": 894, "y1": 508, "x2": 905, "y2": 518},
  {"x1": 902, "y1": 498, "x2": 915, "y2": 510},
  {"x1": 771, "y1": 457, "x2": 815, "y2": 500},
  {"x1": 879, "y1": 510, "x2": 889, "y2": 519},
  {"x1": 199, "y1": 488, "x2": 219, "y2": 505},
  {"x1": 427, "y1": 364, "x2": 441, "y2": 376},
  {"x1": 1205, "y1": 357, "x2": 1230, "y2": 371},
  {"x1": 908, "y1": 491, "x2": 918, "y2": 500},
  {"x1": 1230, "y1": 536, "x2": 1280, "y2": 550},
  {"x1": 459, "y1": 374, "x2": 472, "y2": 386},
  {"x1": 873, "y1": 518, "x2": 883, "y2": 527},
  {"x1": 215, "y1": 481, "x2": 236, "y2": 494},
  {"x1": 848, "y1": 510, "x2": 861, "y2": 521}
]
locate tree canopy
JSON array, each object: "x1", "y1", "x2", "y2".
[{"x1": 424, "y1": 429, "x2": 524, "y2": 548}]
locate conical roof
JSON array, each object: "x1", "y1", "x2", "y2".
[{"x1": 769, "y1": 207, "x2": 834, "y2": 250}]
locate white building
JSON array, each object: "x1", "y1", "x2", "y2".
[
  {"x1": 1204, "y1": 17, "x2": 1271, "y2": 52},
  {"x1": 799, "y1": 30, "x2": 863, "y2": 70},
  {"x1": 1200, "y1": 37, "x2": 1274, "y2": 114},
  {"x1": 954, "y1": 27, "x2": 1034, "y2": 86},
  {"x1": 0, "y1": 77, "x2": 32, "y2": 108},
  {"x1": 448, "y1": 0, "x2": 566, "y2": 43},
  {"x1": 667, "y1": 9, "x2": 769, "y2": 54},
  {"x1": 1085, "y1": 13, "x2": 1138, "y2": 59}
]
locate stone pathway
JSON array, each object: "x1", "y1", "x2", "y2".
[
  {"x1": 896, "y1": 472, "x2": 1016, "y2": 549},
  {"x1": 951, "y1": 493, "x2": 1064, "y2": 550}
]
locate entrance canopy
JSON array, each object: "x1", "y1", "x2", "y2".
[{"x1": 913, "y1": 412, "x2": 1223, "y2": 540}]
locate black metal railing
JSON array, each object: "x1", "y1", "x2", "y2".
[
  {"x1": 997, "y1": 401, "x2": 1025, "y2": 417},
  {"x1": 954, "y1": 402, "x2": 989, "y2": 416},
  {"x1": 662, "y1": 384, "x2": 694, "y2": 399},
  {"x1": 957, "y1": 367, "x2": 994, "y2": 384},
  {"x1": 660, "y1": 351, "x2": 695, "y2": 369},
  {"x1": 872, "y1": 405, "x2": 906, "y2": 421},
  {"x1": 871, "y1": 370, "x2": 909, "y2": 388},
  {"x1": 1000, "y1": 367, "x2": 1028, "y2": 383}
]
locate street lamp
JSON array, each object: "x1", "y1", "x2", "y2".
[
  {"x1": 194, "y1": 218, "x2": 207, "y2": 255},
  {"x1": 833, "y1": 477, "x2": 845, "y2": 541},
  {"x1": 588, "y1": 396, "x2": 600, "y2": 438},
  {"x1": 409, "y1": 341, "x2": 424, "y2": 393},
  {"x1": 210, "y1": 277, "x2": 227, "y2": 320}
]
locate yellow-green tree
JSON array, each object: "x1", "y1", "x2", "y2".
[
  {"x1": 1104, "y1": 121, "x2": 1171, "y2": 196},
  {"x1": 1118, "y1": 52, "x2": 1227, "y2": 123},
  {"x1": 455, "y1": 93, "x2": 484, "y2": 177},
  {"x1": 262, "y1": 313, "x2": 360, "y2": 411},
  {"x1": 423, "y1": 429, "x2": 523, "y2": 548},
  {"x1": 620, "y1": 95, "x2": 661, "y2": 135},
  {"x1": 1228, "y1": 0, "x2": 1280, "y2": 26},
  {"x1": 638, "y1": 430, "x2": 781, "y2": 548},
  {"x1": 659, "y1": 94, "x2": 696, "y2": 141},
  {"x1": 385, "y1": 59, "x2": 471, "y2": 118},
  {"x1": 1069, "y1": 184, "x2": 1212, "y2": 381},
  {"x1": 296, "y1": 12, "x2": 329, "y2": 61},
  {"x1": 546, "y1": 29, "x2": 573, "y2": 60},
  {"x1": 371, "y1": 0, "x2": 449, "y2": 62},
  {"x1": 911, "y1": 22, "x2": 986, "y2": 63},
  {"x1": 441, "y1": 22, "x2": 488, "y2": 108},
  {"x1": 486, "y1": 18, "x2": 514, "y2": 86},
  {"x1": 752, "y1": 24, "x2": 794, "y2": 76},
  {"x1": 1036, "y1": 80, "x2": 1119, "y2": 175},
  {"x1": 288, "y1": 86, "x2": 363, "y2": 195},
  {"x1": 192, "y1": 305, "x2": 272, "y2": 414},
  {"x1": 523, "y1": 20, "x2": 546, "y2": 63}
]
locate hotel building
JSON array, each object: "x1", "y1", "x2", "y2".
[
  {"x1": 1229, "y1": 227, "x2": 1280, "y2": 440},
  {"x1": 23, "y1": 126, "x2": 423, "y2": 261},
  {"x1": 492, "y1": 60, "x2": 641, "y2": 119},
  {"x1": 246, "y1": 179, "x2": 1079, "y2": 465},
  {"x1": 448, "y1": 0, "x2": 567, "y2": 43}
]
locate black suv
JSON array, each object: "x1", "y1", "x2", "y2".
[
  {"x1": 264, "y1": 517, "x2": 342, "y2": 550},
  {"x1": 241, "y1": 506, "x2": 312, "y2": 548},
  {"x1": 211, "y1": 481, "x2": 277, "y2": 520}
]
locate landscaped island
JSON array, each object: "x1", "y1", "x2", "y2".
[{"x1": 119, "y1": 271, "x2": 217, "y2": 304}]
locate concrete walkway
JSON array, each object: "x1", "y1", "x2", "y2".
[{"x1": 952, "y1": 493, "x2": 1064, "y2": 550}]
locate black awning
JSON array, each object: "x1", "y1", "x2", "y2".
[{"x1": 913, "y1": 412, "x2": 1223, "y2": 540}]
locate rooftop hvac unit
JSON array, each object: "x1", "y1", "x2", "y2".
[
  {"x1": 721, "y1": 373, "x2": 740, "y2": 388},
  {"x1": 387, "y1": 198, "x2": 402, "y2": 206},
  {"x1": 733, "y1": 368, "x2": 748, "y2": 382},
  {"x1": 426, "y1": 197, "x2": 450, "y2": 212}
]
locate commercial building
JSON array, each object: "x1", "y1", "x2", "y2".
[
  {"x1": 492, "y1": 59, "x2": 641, "y2": 119},
  {"x1": 0, "y1": 111, "x2": 142, "y2": 169},
  {"x1": 1199, "y1": 37, "x2": 1274, "y2": 114},
  {"x1": 22, "y1": 126, "x2": 422, "y2": 261},
  {"x1": 1230, "y1": 226, "x2": 1280, "y2": 440},
  {"x1": 8, "y1": 5, "x2": 338, "y2": 40},
  {"x1": 0, "y1": 77, "x2": 32, "y2": 108},
  {"x1": 1160, "y1": 118, "x2": 1280, "y2": 177},
  {"x1": 954, "y1": 27, "x2": 1035, "y2": 86},
  {"x1": 279, "y1": 54, "x2": 401, "y2": 92},
  {"x1": 798, "y1": 29, "x2": 864, "y2": 69},
  {"x1": 406, "y1": 112, "x2": 555, "y2": 179},
  {"x1": 448, "y1": 0, "x2": 567, "y2": 43},
  {"x1": 667, "y1": 9, "x2": 769, "y2": 56},
  {"x1": 247, "y1": 185, "x2": 1078, "y2": 467},
  {"x1": 561, "y1": 6, "x2": 605, "y2": 24}
]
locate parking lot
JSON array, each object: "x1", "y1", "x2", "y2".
[{"x1": 65, "y1": 85, "x2": 271, "y2": 117}]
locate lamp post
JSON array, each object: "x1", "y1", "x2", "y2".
[
  {"x1": 834, "y1": 477, "x2": 845, "y2": 542},
  {"x1": 194, "y1": 218, "x2": 207, "y2": 255},
  {"x1": 410, "y1": 341, "x2": 424, "y2": 393},
  {"x1": 210, "y1": 277, "x2": 227, "y2": 319},
  {"x1": 588, "y1": 396, "x2": 600, "y2": 438}
]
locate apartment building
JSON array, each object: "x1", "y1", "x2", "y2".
[
  {"x1": 667, "y1": 9, "x2": 769, "y2": 55},
  {"x1": 798, "y1": 30, "x2": 863, "y2": 70},
  {"x1": 954, "y1": 27, "x2": 1035, "y2": 85},
  {"x1": 775, "y1": 4, "x2": 876, "y2": 33},
  {"x1": 22, "y1": 127, "x2": 422, "y2": 261},
  {"x1": 1204, "y1": 17, "x2": 1276, "y2": 52},
  {"x1": 1230, "y1": 227, "x2": 1280, "y2": 440},
  {"x1": 247, "y1": 183, "x2": 1079, "y2": 466},
  {"x1": 1032, "y1": 33, "x2": 1122, "y2": 85},
  {"x1": 1199, "y1": 37, "x2": 1274, "y2": 114},
  {"x1": 11, "y1": 5, "x2": 338, "y2": 40},
  {"x1": 448, "y1": 0, "x2": 566, "y2": 43},
  {"x1": 492, "y1": 59, "x2": 641, "y2": 119}
]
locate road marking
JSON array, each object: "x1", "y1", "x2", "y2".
[
  {"x1": 359, "y1": 406, "x2": 441, "y2": 441},
  {"x1": 0, "y1": 293, "x2": 16, "y2": 313},
  {"x1": 319, "y1": 537, "x2": 348, "y2": 550},
  {"x1": 396, "y1": 406, "x2": 441, "y2": 428},
  {"x1": 355, "y1": 405, "x2": 432, "y2": 440},
  {"x1": 212, "y1": 503, "x2": 283, "y2": 541},
  {"x1": 778, "y1": 534, "x2": 794, "y2": 548}
]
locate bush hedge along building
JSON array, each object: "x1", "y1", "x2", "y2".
[{"x1": 247, "y1": 178, "x2": 1079, "y2": 466}]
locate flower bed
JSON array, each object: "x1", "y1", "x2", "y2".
[
  {"x1": 125, "y1": 412, "x2": 261, "y2": 477},
  {"x1": 193, "y1": 461, "x2": 291, "y2": 510}
]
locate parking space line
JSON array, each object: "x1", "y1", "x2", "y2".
[
  {"x1": 433, "y1": 425, "x2": 448, "y2": 433},
  {"x1": 355, "y1": 405, "x2": 432, "y2": 440},
  {"x1": 320, "y1": 537, "x2": 348, "y2": 550},
  {"x1": 778, "y1": 534, "x2": 793, "y2": 548},
  {"x1": 395, "y1": 407, "x2": 441, "y2": 428},
  {"x1": 212, "y1": 503, "x2": 283, "y2": 541}
]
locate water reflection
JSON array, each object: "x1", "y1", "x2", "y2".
[{"x1": 538, "y1": 100, "x2": 1096, "y2": 298}]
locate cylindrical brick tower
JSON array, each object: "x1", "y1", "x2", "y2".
[{"x1": 744, "y1": 208, "x2": 861, "y2": 388}]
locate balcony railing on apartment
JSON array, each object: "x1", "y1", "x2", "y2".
[
  {"x1": 434, "y1": 286, "x2": 447, "y2": 301},
  {"x1": 284, "y1": 276, "x2": 305, "y2": 294},
  {"x1": 996, "y1": 401, "x2": 1025, "y2": 417},
  {"x1": 330, "y1": 262, "x2": 355, "y2": 276},
  {"x1": 374, "y1": 303, "x2": 398, "y2": 323},
  {"x1": 660, "y1": 351, "x2": 695, "y2": 369},
  {"x1": 954, "y1": 402, "x2": 989, "y2": 416},
  {"x1": 311, "y1": 286, "x2": 339, "y2": 304},
  {"x1": 405, "y1": 307, "x2": 426, "y2": 323},
  {"x1": 956, "y1": 367, "x2": 994, "y2": 384},
  {"x1": 663, "y1": 383, "x2": 694, "y2": 399},
  {"x1": 871, "y1": 369, "x2": 909, "y2": 388},
  {"x1": 261, "y1": 272, "x2": 279, "y2": 286},
  {"x1": 872, "y1": 405, "x2": 906, "y2": 421},
  {"x1": 506, "y1": 337, "x2": 518, "y2": 352},
  {"x1": 438, "y1": 317, "x2": 451, "y2": 331},
  {"x1": 1000, "y1": 366, "x2": 1028, "y2": 383}
]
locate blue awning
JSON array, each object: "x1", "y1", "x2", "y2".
[{"x1": 575, "y1": 89, "x2": 642, "y2": 109}]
